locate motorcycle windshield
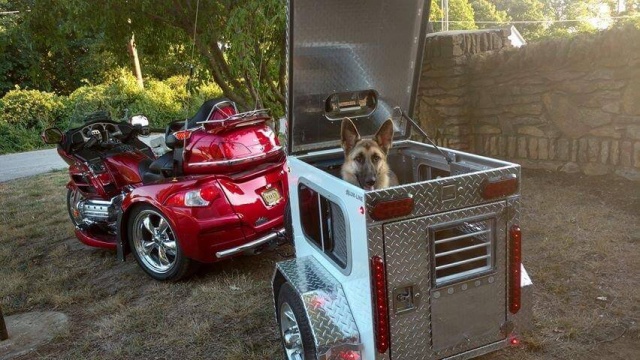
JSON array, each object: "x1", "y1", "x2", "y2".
[{"x1": 66, "y1": 110, "x2": 115, "y2": 130}]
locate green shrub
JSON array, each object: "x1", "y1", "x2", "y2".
[
  {"x1": 63, "y1": 84, "x2": 110, "y2": 127},
  {"x1": 0, "y1": 88, "x2": 64, "y2": 128},
  {"x1": 0, "y1": 122, "x2": 48, "y2": 154},
  {"x1": 131, "y1": 77, "x2": 188, "y2": 127},
  {"x1": 0, "y1": 72, "x2": 226, "y2": 154}
]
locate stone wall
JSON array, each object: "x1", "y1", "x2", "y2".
[{"x1": 415, "y1": 26, "x2": 640, "y2": 180}]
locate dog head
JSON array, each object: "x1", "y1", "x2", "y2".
[{"x1": 340, "y1": 118, "x2": 394, "y2": 190}]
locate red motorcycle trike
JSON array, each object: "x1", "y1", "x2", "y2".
[{"x1": 42, "y1": 99, "x2": 288, "y2": 281}]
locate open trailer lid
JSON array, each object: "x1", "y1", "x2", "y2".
[{"x1": 287, "y1": 0, "x2": 431, "y2": 154}]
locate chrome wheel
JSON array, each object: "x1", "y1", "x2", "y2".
[
  {"x1": 277, "y1": 283, "x2": 316, "y2": 360},
  {"x1": 67, "y1": 188, "x2": 85, "y2": 226},
  {"x1": 279, "y1": 302, "x2": 304, "y2": 360},
  {"x1": 131, "y1": 209, "x2": 178, "y2": 274}
]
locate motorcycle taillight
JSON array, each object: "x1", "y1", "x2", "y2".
[{"x1": 165, "y1": 185, "x2": 220, "y2": 207}]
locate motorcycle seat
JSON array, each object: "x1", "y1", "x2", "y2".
[
  {"x1": 163, "y1": 97, "x2": 233, "y2": 148},
  {"x1": 142, "y1": 152, "x2": 175, "y2": 184}
]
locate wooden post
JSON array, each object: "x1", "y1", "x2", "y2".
[
  {"x1": 0, "y1": 304, "x2": 8, "y2": 341},
  {"x1": 127, "y1": 34, "x2": 144, "y2": 89}
]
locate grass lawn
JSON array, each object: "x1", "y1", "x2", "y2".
[{"x1": 0, "y1": 169, "x2": 638, "y2": 359}]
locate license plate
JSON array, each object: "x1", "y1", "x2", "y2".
[{"x1": 261, "y1": 187, "x2": 282, "y2": 206}]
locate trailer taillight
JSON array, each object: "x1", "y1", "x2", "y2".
[
  {"x1": 481, "y1": 174, "x2": 518, "y2": 199},
  {"x1": 509, "y1": 225, "x2": 522, "y2": 314},
  {"x1": 369, "y1": 197, "x2": 414, "y2": 221},
  {"x1": 510, "y1": 336, "x2": 520, "y2": 346},
  {"x1": 335, "y1": 350, "x2": 361, "y2": 360},
  {"x1": 370, "y1": 255, "x2": 390, "y2": 353}
]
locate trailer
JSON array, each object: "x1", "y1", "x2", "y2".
[{"x1": 272, "y1": 1, "x2": 533, "y2": 359}]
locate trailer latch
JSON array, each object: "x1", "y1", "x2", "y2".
[{"x1": 393, "y1": 285, "x2": 420, "y2": 315}]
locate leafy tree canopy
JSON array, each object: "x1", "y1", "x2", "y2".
[
  {"x1": 1, "y1": 0, "x2": 286, "y2": 115},
  {"x1": 2, "y1": 0, "x2": 640, "y2": 116}
]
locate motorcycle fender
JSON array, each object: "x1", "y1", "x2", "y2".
[{"x1": 117, "y1": 194, "x2": 167, "y2": 262}]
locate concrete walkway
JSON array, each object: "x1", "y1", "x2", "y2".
[
  {"x1": 0, "y1": 149, "x2": 68, "y2": 183},
  {"x1": 0, "y1": 135, "x2": 163, "y2": 183}
]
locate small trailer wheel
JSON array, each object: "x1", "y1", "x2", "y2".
[{"x1": 277, "y1": 283, "x2": 317, "y2": 360}]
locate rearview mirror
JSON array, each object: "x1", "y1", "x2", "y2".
[
  {"x1": 41, "y1": 128, "x2": 64, "y2": 144},
  {"x1": 130, "y1": 115, "x2": 149, "y2": 127}
]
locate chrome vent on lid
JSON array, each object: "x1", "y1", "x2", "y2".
[{"x1": 432, "y1": 218, "x2": 495, "y2": 285}]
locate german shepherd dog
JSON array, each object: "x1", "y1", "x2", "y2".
[{"x1": 341, "y1": 118, "x2": 399, "y2": 190}]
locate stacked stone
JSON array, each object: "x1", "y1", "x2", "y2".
[
  {"x1": 418, "y1": 25, "x2": 640, "y2": 181},
  {"x1": 415, "y1": 29, "x2": 512, "y2": 151}
]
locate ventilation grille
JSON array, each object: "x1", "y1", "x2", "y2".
[{"x1": 432, "y1": 218, "x2": 494, "y2": 285}]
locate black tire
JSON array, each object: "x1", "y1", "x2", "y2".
[
  {"x1": 283, "y1": 200, "x2": 294, "y2": 244},
  {"x1": 127, "y1": 204, "x2": 194, "y2": 281},
  {"x1": 276, "y1": 283, "x2": 317, "y2": 360}
]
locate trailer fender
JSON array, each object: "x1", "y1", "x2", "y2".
[{"x1": 272, "y1": 256, "x2": 361, "y2": 358}]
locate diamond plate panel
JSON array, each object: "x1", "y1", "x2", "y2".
[
  {"x1": 276, "y1": 257, "x2": 360, "y2": 355},
  {"x1": 382, "y1": 202, "x2": 509, "y2": 360},
  {"x1": 365, "y1": 157, "x2": 520, "y2": 223},
  {"x1": 384, "y1": 221, "x2": 432, "y2": 358},
  {"x1": 288, "y1": 0, "x2": 429, "y2": 154}
]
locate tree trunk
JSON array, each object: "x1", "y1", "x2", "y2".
[{"x1": 127, "y1": 34, "x2": 144, "y2": 89}]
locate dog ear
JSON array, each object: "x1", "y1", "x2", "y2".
[
  {"x1": 341, "y1": 118, "x2": 361, "y2": 156},
  {"x1": 374, "y1": 119, "x2": 394, "y2": 154}
]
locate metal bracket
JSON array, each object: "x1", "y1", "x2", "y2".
[{"x1": 393, "y1": 284, "x2": 421, "y2": 315}]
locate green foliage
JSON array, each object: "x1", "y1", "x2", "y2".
[
  {"x1": 493, "y1": 0, "x2": 550, "y2": 40},
  {"x1": 0, "y1": 88, "x2": 64, "y2": 128},
  {"x1": 430, "y1": 0, "x2": 478, "y2": 31},
  {"x1": 0, "y1": 72, "x2": 224, "y2": 154},
  {"x1": 0, "y1": 88, "x2": 66, "y2": 154},
  {"x1": 0, "y1": 0, "x2": 117, "y2": 95},
  {"x1": 470, "y1": 0, "x2": 510, "y2": 28},
  {"x1": 0, "y1": 122, "x2": 47, "y2": 154}
]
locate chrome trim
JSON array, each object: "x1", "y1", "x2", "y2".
[
  {"x1": 442, "y1": 339, "x2": 508, "y2": 360},
  {"x1": 216, "y1": 228, "x2": 285, "y2": 258},
  {"x1": 188, "y1": 146, "x2": 283, "y2": 167},
  {"x1": 197, "y1": 108, "x2": 270, "y2": 125}
]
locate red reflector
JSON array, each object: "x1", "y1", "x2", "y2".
[
  {"x1": 370, "y1": 256, "x2": 390, "y2": 354},
  {"x1": 336, "y1": 350, "x2": 361, "y2": 360},
  {"x1": 166, "y1": 192, "x2": 185, "y2": 207},
  {"x1": 482, "y1": 175, "x2": 518, "y2": 199},
  {"x1": 200, "y1": 185, "x2": 220, "y2": 202},
  {"x1": 510, "y1": 337, "x2": 520, "y2": 346},
  {"x1": 174, "y1": 130, "x2": 192, "y2": 141},
  {"x1": 509, "y1": 225, "x2": 522, "y2": 314},
  {"x1": 369, "y1": 197, "x2": 414, "y2": 221}
]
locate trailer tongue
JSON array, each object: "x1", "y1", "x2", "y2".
[{"x1": 272, "y1": 1, "x2": 533, "y2": 359}]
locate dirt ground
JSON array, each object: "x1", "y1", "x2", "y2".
[{"x1": 0, "y1": 169, "x2": 638, "y2": 359}]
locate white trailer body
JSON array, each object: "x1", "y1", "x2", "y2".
[{"x1": 272, "y1": 1, "x2": 533, "y2": 359}]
